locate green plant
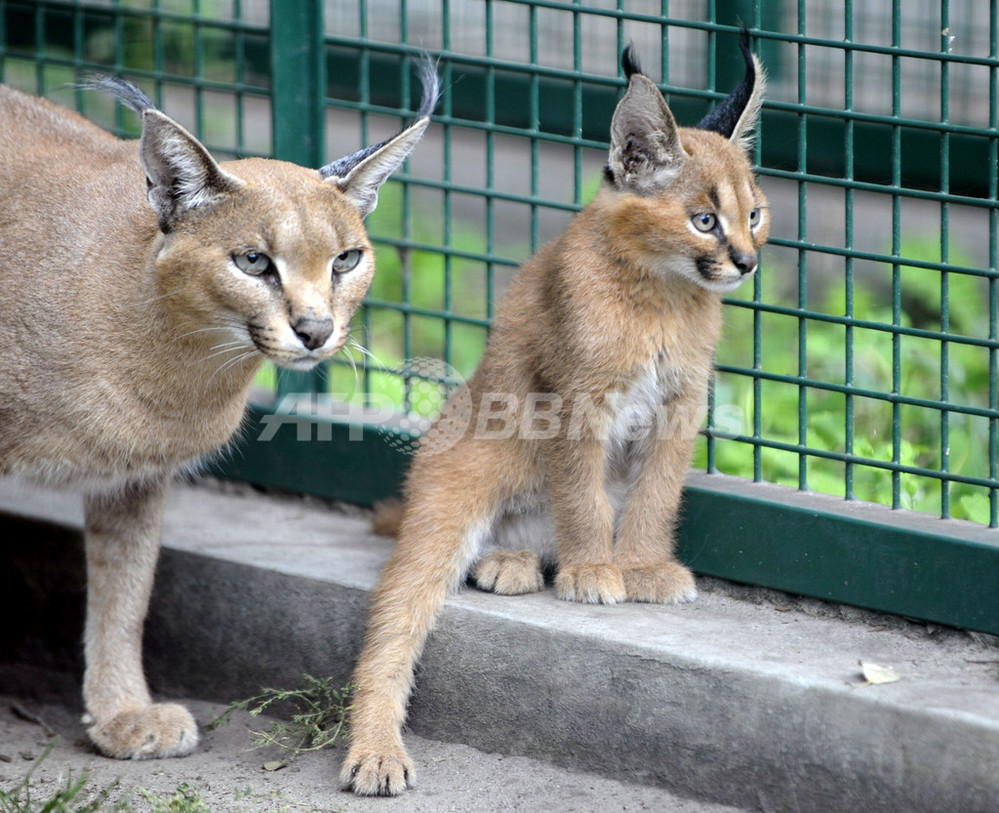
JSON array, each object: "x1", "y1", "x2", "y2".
[
  {"x1": 138, "y1": 785, "x2": 210, "y2": 813},
  {"x1": 208, "y1": 675, "x2": 353, "y2": 762},
  {"x1": 0, "y1": 741, "x2": 123, "y2": 813}
]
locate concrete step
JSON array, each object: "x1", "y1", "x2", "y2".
[{"x1": 1, "y1": 476, "x2": 998, "y2": 813}]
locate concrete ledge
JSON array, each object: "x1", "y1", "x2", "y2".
[{"x1": 1, "y1": 477, "x2": 998, "y2": 812}]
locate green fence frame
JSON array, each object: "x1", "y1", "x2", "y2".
[{"x1": 2, "y1": 0, "x2": 998, "y2": 636}]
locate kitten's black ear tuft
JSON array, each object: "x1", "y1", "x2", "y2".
[
  {"x1": 622, "y1": 43, "x2": 643, "y2": 79},
  {"x1": 696, "y1": 26, "x2": 766, "y2": 151},
  {"x1": 607, "y1": 47, "x2": 685, "y2": 194}
]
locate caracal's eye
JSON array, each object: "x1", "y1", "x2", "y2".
[
  {"x1": 233, "y1": 251, "x2": 274, "y2": 276},
  {"x1": 692, "y1": 213, "x2": 717, "y2": 233},
  {"x1": 333, "y1": 248, "x2": 363, "y2": 274},
  {"x1": 749, "y1": 208, "x2": 762, "y2": 228}
]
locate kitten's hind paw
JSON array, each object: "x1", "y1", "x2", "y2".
[
  {"x1": 340, "y1": 745, "x2": 416, "y2": 796},
  {"x1": 554, "y1": 563, "x2": 626, "y2": 604},
  {"x1": 622, "y1": 562, "x2": 698, "y2": 604},
  {"x1": 472, "y1": 550, "x2": 545, "y2": 595},
  {"x1": 87, "y1": 702, "x2": 199, "y2": 760}
]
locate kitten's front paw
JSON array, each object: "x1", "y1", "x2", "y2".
[
  {"x1": 340, "y1": 744, "x2": 416, "y2": 796},
  {"x1": 472, "y1": 550, "x2": 545, "y2": 595},
  {"x1": 555, "y1": 563, "x2": 626, "y2": 604},
  {"x1": 87, "y1": 702, "x2": 199, "y2": 760},
  {"x1": 622, "y1": 562, "x2": 698, "y2": 604}
]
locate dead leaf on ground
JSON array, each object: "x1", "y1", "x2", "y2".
[{"x1": 859, "y1": 660, "x2": 901, "y2": 686}]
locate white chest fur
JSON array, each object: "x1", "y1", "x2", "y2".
[
  {"x1": 601, "y1": 350, "x2": 695, "y2": 517},
  {"x1": 605, "y1": 351, "x2": 687, "y2": 449}
]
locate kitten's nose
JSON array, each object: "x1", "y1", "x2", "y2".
[
  {"x1": 730, "y1": 250, "x2": 758, "y2": 276},
  {"x1": 292, "y1": 316, "x2": 334, "y2": 350}
]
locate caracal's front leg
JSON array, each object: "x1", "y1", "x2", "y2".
[
  {"x1": 546, "y1": 433, "x2": 625, "y2": 604},
  {"x1": 83, "y1": 477, "x2": 198, "y2": 759},
  {"x1": 614, "y1": 394, "x2": 701, "y2": 604}
]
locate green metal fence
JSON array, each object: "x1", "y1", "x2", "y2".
[{"x1": 3, "y1": 0, "x2": 999, "y2": 635}]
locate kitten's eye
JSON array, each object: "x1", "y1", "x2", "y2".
[
  {"x1": 233, "y1": 251, "x2": 274, "y2": 276},
  {"x1": 749, "y1": 208, "x2": 762, "y2": 228},
  {"x1": 692, "y1": 213, "x2": 717, "y2": 233},
  {"x1": 333, "y1": 248, "x2": 363, "y2": 274}
]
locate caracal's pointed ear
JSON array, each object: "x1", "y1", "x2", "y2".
[
  {"x1": 696, "y1": 27, "x2": 766, "y2": 152},
  {"x1": 606, "y1": 44, "x2": 685, "y2": 194},
  {"x1": 139, "y1": 111, "x2": 245, "y2": 231},
  {"x1": 80, "y1": 75, "x2": 244, "y2": 232},
  {"x1": 320, "y1": 54, "x2": 440, "y2": 217}
]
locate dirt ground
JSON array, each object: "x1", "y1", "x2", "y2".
[{"x1": 0, "y1": 674, "x2": 747, "y2": 813}]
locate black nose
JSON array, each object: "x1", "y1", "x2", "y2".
[
  {"x1": 292, "y1": 316, "x2": 334, "y2": 350},
  {"x1": 730, "y1": 249, "x2": 758, "y2": 276}
]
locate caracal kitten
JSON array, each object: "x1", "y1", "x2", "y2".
[
  {"x1": 342, "y1": 39, "x2": 768, "y2": 795},
  {"x1": 0, "y1": 64, "x2": 437, "y2": 760}
]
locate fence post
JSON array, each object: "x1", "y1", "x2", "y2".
[{"x1": 269, "y1": 0, "x2": 326, "y2": 399}]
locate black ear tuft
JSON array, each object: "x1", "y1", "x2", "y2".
[
  {"x1": 319, "y1": 53, "x2": 439, "y2": 217},
  {"x1": 82, "y1": 73, "x2": 244, "y2": 231},
  {"x1": 78, "y1": 74, "x2": 157, "y2": 114},
  {"x1": 607, "y1": 47, "x2": 685, "y2": 194},
  {"x1": 696, "y1": 25, "x2": 762, "y2": 145},
  {"x1": 621, "y1": 43, "x2": 643, "y2": 80},
  {"x1": 139, "y1": 112, "x2": 244, "y2": 231}
]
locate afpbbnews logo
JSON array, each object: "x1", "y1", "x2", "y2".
[{"x1": 256, "y1": 357, "x2": 747, "y2": 456}]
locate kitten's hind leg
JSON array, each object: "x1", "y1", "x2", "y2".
[
  {"x1": 82, "y1": 479, "x2": 199, "y2": 760},
  {"x1": 472, "y1": 550, "x2": 544, "y2": 595},
  {"x1": 470, "y1": 506, "x2": 551, "y2": 595},
  {"x1": 343, "y1": 512, "x2": 488, "y2": 795},
  {"x1": 342, "y1": 436, "x2": 526, "y2": 795}
]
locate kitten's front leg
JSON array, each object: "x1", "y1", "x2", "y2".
[
  {"x1": 546, "y1": 434, "x2": 626, "y2": 604},
  {"x1": 82, "y1": 478, "x2": 199, "y2": 759},
  {"x1": 614, "y1": 395, "x2": 701, "y2": 604}
]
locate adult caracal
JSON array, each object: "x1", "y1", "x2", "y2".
[
  {"x1": 0, "y1": 64, "x2": 437, "y2": 760},
  {"x1": 342, "y1": 38, "x2": 768, "y2": 795}
]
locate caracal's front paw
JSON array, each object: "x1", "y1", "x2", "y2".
[
  {"x1": 87, "y1": 702, "x2": 199, "y2": 760},
  {"x1": 622, "y1": 562, "x2": 698, "y2": 604},
  {"x1": 340, "y1": 743, "x2": 416, "y2": 796},
  {"x1": 472, "y1": 550, "x2": 545, "y2": 595},
  {"x1": 554, "y1": 563, "x2": 626, "y2": 604}
]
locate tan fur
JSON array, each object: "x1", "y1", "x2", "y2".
[
  {"x1": 343, "y1": 46, "x2": 769, "y2": 795},
  {"x1": 371, "y1": 498, "x2": 406, "y2": 537},
  {"x1": 0, "y1": 68, "x2": 437, "y2": 760}
]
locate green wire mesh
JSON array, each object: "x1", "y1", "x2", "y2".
[{"x1": 2, "y1": 0, "x2": 997, "y2": 527}]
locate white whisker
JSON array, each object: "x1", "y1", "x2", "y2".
[
  {"x1": 206, "y1": 349, "x2": 259, "y2": 384},
  {"x1": 168, "y1": 322, "x2": 247, "y2": 347},
  {"x1": 137, "y1": 289, "x2": 188, "y2": 308},
  {"x1": 345, "y1": 348, "x2": 360, "y2": 389},
  {"x1": 199, "y1": 342, "x2": 254, "y2": 365},
  {"x1": 347, "y1": 335, "x2": 388, "y2": 389},
  {"x1": 347, "y1": 336, "x2": 382, "y2": 368}
]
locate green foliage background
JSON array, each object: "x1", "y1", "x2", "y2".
[
  {"x1": 700, "y1": 235, "x2": 992, "y2": 523},
  {"x1": 334, "y1": 184, "x2": 994, "y2": 525}
]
